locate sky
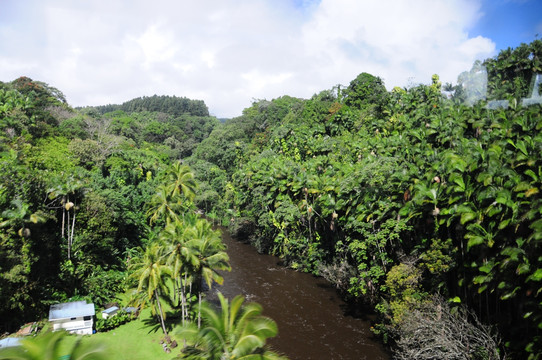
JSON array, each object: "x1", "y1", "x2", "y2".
[{"x1": 0, "y1": 0, "x2": 541, "y2": 118}]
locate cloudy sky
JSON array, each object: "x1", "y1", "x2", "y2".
[{"x1": 1, "y1": 0, "x2": 541, "y2": 118}]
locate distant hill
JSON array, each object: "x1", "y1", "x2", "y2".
[{"x1": 89, "y1": 94, "x2": 209, "y2": 117}]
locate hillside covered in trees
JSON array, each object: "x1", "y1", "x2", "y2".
[
  {"x1": 0, "y1": 81, "x2": 219, "y2": 329},
  {"x1": 0, "y1": 40, "x2": 541, "y2": 359}
]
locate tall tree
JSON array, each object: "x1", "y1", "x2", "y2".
[
  {"x1": 189, "y1": 218, "x2": 230, "y2": 328},
  {"x1": 147, "y1": 162, "x2": 196, "y2": 226},
  {"x1": 129, "y1": 243, "x2": 171, "y2": 335},
  {"x1": 46, "y1": 176, "x2": 83, "y2": 260},
  {"x1": 166, "y1": 161, "x2": 197, "y2": 202},
  {"x1": 161, "y1": 219, "x2": 199, "y2": 324},
  {"x1": 147, "y1": 184, "x2": 182, "y2": 225}
]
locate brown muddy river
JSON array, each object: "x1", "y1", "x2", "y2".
[{"x1": 208, "y1": 225, "x2": 390, "y2": 360}]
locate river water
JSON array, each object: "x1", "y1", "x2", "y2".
[{"x1": 208, "y1": 225, "x2": 390, "y2": 360}]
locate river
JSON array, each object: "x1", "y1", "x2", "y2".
[{"x1": 208, "y1": 224, "x2": 390, "y2": 360}]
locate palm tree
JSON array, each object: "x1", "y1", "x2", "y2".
[
  {"x1": 146, "y1": 184, "x2": 182, "y2": 225},
  {"x1": 0, "y1": 331, "x2": 107, "y2": 360},
  {"x1": 161, "y1": 219, "x2": 200, "y2": 324},
  {"x1": 147, "y1": 162, "x2": 197, "y2": 226},
  {"x1": 175, "y1": 293, "x2": 286, "y2": 360},
  {"x1": 46, "y1": 176, "x2": 83, "y2": 260},
  {"x1": 166, "y1": 161, "x2": 197, "y2": 202},
  {"x1": 189, "y1": 219, "x2": 231, "y2": 328},
  {"x1": 129, "y1": 243, "x2": 171, "y2": 335}
]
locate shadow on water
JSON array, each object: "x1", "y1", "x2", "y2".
[{"x1": 207, "y1": 224, "x2": 390, "y2": 360}]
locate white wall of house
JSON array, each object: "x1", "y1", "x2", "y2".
[{"x1": 51, "y1": 316, "x2": 93, "y2": 335}]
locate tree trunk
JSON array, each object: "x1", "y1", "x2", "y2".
[
  {"x1": 198, "y1": 291, "x2": 202, "y2": 329},
  {"x1": 155, "y1": 290, "x2": 168, "y2": 335},
  {"x1": 185, "y1": 272, "x2": 190, "y2": 320},
  {"x1": 180, "y1": 275, "x2": 186, "y2": 325},
  {"x1": 67, "y1": 208, "x2": 71, "y2": 260},
  {"x1": 61, "y1": 202, "x2": 66, "y2": 240},
  {"x1": 69, "y1": 206, "x2": 76, "y2": 251},
  {"x1": 173, "y1": 278, "x2": 178, "y2": 305}
]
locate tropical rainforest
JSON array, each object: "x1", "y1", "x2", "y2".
[{"x1": 0, "y1": 40, "x2": 541, "y2": 359}]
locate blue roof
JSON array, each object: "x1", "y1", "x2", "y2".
[
  {"x1": 0, "y1": 337, "x2": 21, "y2": 348},
  {"x1": 101, "y1": 306, "x2": 119, "y2": 314},
  {"x1": 49, "y1": 301, "x2": 95, "y2": 321}
]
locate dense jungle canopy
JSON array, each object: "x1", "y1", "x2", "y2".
[{"x1": 0, "y1": 40, "x2": 541, "y2": 359}]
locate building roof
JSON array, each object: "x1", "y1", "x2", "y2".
[
  {"x1": 49, "y1": 301, "x2": 95, "y2": 321},
  {"x1": 123, "y1": 306, "x2": 138, "y2": 313},
  {"x1": 101, "y1": 306, "x2": 119, "y2": 314},
  {"x1": 0, "y1": 337, "x2": 21, "y2": 349}
]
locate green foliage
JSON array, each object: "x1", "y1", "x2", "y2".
[
  {"x1": 0, "y1": 331, "x2": 107, "y2": 360},
  {"x1": 187, "y1": 41, "x2": 542, "y2": 358},
  {"x1": 0, "y1": 81, "x2": 213, "y2": 335},
  {"x1": 92, "y1": 94, "x2": 209, "y2": 117},
  {"x1": 484, "y1": 39, "x2": 542, "y2": 100},
  {"x1": 344, "y1": 72, "x2": 389, "y2": 114},
  {"x1": 175, "y1": 292, "x2": 285, "y2": 360},
  {"x1": 95, "y1": 310, "x2": 134, "y2": 332},
  {"x1": 375, "y1": 262, "x2": 426, "y2": 331}
]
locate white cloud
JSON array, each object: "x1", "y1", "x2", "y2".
[
  {"x1": 135, "y1": 24, "x2": 177, "y2": 67},
  {"x1": 0, "y1": 0, "x2": 496, "y2": 117},
  {"x1": 300, "y1": 0, "x2": 494, "y2": 88}
]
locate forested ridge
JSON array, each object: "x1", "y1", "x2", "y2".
[
  {"x1": 0, "y1": 40, "x2": 541, "y2": 359},
  {"x1": 89, "y1": 94, "x2": 210, "y2": 118}
]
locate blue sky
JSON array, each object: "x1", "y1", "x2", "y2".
[
  {"x1": 0, "y1": 0, "x2": 540, "y2": 117},
  {"x1": 472, "y1": 0, "x2": 542, "y2": 50}
]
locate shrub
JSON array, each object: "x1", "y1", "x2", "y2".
[{"x1": 95, "y1": 310, "x2": 134, "y2": 332}]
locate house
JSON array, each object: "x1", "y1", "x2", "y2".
[
  {"x1": 49, "y1": 301, "x2": 95, "y2": 335},
  {"x1": 0, "y1": 337, "x2": 21, "y2": 349},
  {"x1": 101, "y1": 306, "x2": 119, "y2": 319}
]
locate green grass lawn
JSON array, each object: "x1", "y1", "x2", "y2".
[
  {"x1": 60, "y1": 302, "x2": 185, "y2": 359},
  {"x1": 91, "y1": 308, "x2": 182, "y2": 359}
]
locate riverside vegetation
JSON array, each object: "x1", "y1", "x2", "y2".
[{"x1": 0, "y1": 40, "x2": 541, "y2": 359}]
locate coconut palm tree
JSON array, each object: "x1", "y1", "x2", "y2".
[
  {"x1": 189, "y1": 219, "x2": 230, "y2": 328},
  {"x1": 161, "y1": 219, "x2": 200, "y2": 324},
  {"x1": 175, "y1": 292, "x2": 286, "y2": 360},
  {"x1": 147, "y1": 162, "x2": 197, "y2": 225},
  {"x1": 166, "y1": 161, "x2": 197, "y2": 202},
  {"x1": 146, "y1": 184, "x2": 182, "y2": 225},
  {"x1": 129, "y1": 243, "x2": 171, "y2": 335},
  {"x1": 0, "y1": 331, "x2": 107, "y2": 360}
]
